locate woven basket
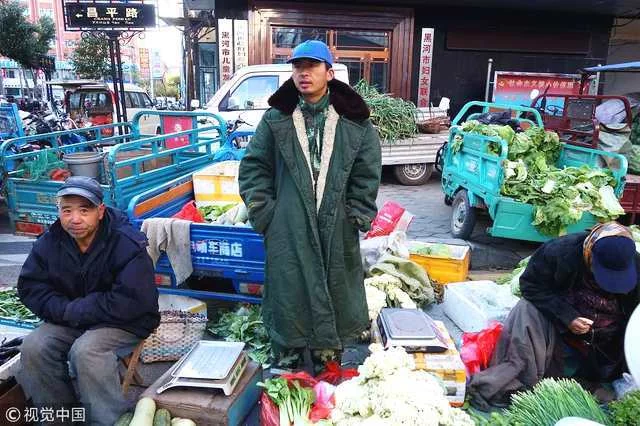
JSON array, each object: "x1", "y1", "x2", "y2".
[{"x1": 141, "y1": 310, "x2": 208, "y2": 363}]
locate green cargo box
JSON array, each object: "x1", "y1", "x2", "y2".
[{"x1": 488, "y1": 197, "x2": 598, "y2": 242}]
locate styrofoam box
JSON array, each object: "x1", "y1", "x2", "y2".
[
  {"x1": 158, "y1": 294, "x2": 207, "y2": 318},
  {"x1": 0, "y1": 324, "x2": 32, "y2": 381},
  {"x1": 442, "y1": 280, "x2": 520, "y2": 333}
]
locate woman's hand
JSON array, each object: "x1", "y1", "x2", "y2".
[{"x1": 568, "y1": 317, "x2": 594, "y2": 335}]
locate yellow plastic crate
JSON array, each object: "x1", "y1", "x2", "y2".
[
  {"x1": 408, "y1": 241, "x2": 470, "y2": 284},
  {"x1": 193, "y1": 161, "x2": 243, "y2": 205}
]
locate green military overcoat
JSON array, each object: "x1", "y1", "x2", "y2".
[{"x1": 238, "y1": 78, "x2": 382, "y2": 349}]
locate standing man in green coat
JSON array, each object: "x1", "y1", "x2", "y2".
[{"x1": 239, "y1": 40, "x2": 382, "y2": 372}]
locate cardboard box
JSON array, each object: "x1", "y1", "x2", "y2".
[
  {"x1": 193, "y1": 161, "x2": 242, "y2": 206},
  {"x1": 142, "y1": 360, "x2": 262, "y2": 426}
]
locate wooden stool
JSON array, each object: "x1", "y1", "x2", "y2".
[{"x1": 120, "y1": 340, "x2": 145, "y2": 394}]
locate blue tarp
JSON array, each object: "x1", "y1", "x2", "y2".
[{"x1": 583, "y1": 62, "x2": 640, "y2": 73}]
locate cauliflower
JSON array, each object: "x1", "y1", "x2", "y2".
[
  {"x1": 364, "y1": 284, "x2": 387, "y2": 321},
  {"x1": 332, "y1": 346, "x2": 474, "y2": 426}
]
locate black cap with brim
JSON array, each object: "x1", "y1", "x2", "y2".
[
  {"x1": 56, "y1": 187, "x2": 102, "y2": 206},
  {"x1": 592, "y1": 236, "x2": 638, "y2": 294},
  {"x1": 57, "y1": 176, "x2": 104, "y2": 206}
]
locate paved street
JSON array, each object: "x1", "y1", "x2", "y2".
[{"x1": 0, "y1": 172, "x2": 536, "y2": 287}]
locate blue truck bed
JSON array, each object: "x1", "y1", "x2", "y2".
[
  {"x1": 1, "y1": 111, "x2": 226, "y2": 235},
  {"x1": 128, "y1": 172, "x2": 264, "y2": 304}
]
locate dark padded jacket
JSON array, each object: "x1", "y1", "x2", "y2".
[
  {"x1": 520, "y1": 232, "x2": 640, "y2": 327},
  {"x1": 18, "y1": 207, "x2": 160, "y2": 338}
]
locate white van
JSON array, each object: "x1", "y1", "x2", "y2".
[
  {"x1": 51, "y1": 80, "x2": 160, "y2": 136},
  {"x1": 204, "y1": 63, "x2": 349, "y2": 129}
]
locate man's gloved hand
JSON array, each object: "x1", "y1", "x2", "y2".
[{"x1": 569, "y1": 317, "x2": 594, "y2": 335}]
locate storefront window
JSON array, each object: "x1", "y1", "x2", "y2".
[{"x1": 271, "y1": 26, "x2": 390, "y2": 92}]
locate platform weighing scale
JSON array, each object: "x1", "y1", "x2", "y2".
[
  {"x1": 375, "y1": 308, "x2": 449, "y2": 353},
  {"x1": 156, "y1": 341, "x2": 248, "y2": 396}
]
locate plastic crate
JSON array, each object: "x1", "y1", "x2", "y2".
[
  {"x1": 408, "y1": 241, "x2": 470, "y2": 284},
  {"x1": 192, "y1": 161, "x2": 242, "y2": 206}
]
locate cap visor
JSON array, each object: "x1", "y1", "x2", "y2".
[
  {"x1": 287, "y1": 56, "x2": 327, "y2": 64},
  {"x1": 592, "y1": 256, "x2": 638, "y2": 294},
  {"x1": 56, "y1": 188, "x2": 101, "y2": 206}
]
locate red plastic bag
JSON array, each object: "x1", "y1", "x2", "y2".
[
  {"x1": 460, "y1": 321, "x2": 504, "y2": 375},
  {"x1": 172, "y1": 200, "x2": 204, "y2": 223},
  {"x1": 259, "y1": 392, "x2": 280, "y2": 426},
  {"x1": 315, "y1": 361, "x2": 359, "y2": 385},
  {"x1": 310, "y1": 381, "x2": 336, "y2": 422},
  {"x1": 366, "y1": 201, "x2": 414, "y2": 239}
]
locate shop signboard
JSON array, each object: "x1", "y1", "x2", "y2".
[
  {"x1": 151, "y1": 49, "x2": 163, "y2": 79},
  {"x1": 139, "y1": 48, "x2": 150, "y2": 79},
  {"x1": 417, "y1": 28, "x2": 435, "y2": 108},
  {"x1": 218, "y1": 19, "x2": 234, "y2": 85},
  {"x1": 234, "y1": 20, "x2": 248, "y2": 72},
  {"x1": 492, "y1": 71, "x2": 595, "y2": 110},
  {"x1": 63, "y1": 1, "x2": 156, "y2": 31}
]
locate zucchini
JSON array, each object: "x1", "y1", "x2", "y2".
[
  {"x1": 129, "y1": 397, "x2": 156, "y2": 426},
  {"x1": 153, "y1": 408, "x2": 171, "y2": 426},
  {"x1": 114, "y1": 412, "x2": 134, "y2": 426},
  {"x1": 171, "y1": 419, "x2": 196, "y2": 426}
]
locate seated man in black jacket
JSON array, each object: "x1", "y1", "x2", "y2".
[
  {"x1": 469, "y1": 221, "x2": 640, "y2": 409},
  {"x1": 17, "y1": 176, "x2": 160, "y2": 426}
]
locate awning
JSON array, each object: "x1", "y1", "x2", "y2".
[{"x1": 582, "y1": 61, "x2": 640, "y2": 73}]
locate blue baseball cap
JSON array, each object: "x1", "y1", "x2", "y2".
[
  {"x1": 591, "y1": 236, "x2": 638, "y2": 294},
  {"x1": 57, "y1": 176, "x2": 104, "y2": 206},
  {"x1": 287, "y1": 40, "x2": 333, "y2": 67}
]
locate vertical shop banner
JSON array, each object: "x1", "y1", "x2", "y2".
[
  {"x1": 218, "y1": 19, "x2": 234, "y2": 85},
  {"x1": 417, "y1": 28, "x2": 434, "y2": 108},
  {"x1": 150, "y1": 49, "x2": 163, "y2": 79},
  {"x1": 139, "y1": 48, "x2": 150, "y2": 79},
  {"x1": 234, "y1": 20, "x2": 248, "y2": 72}
]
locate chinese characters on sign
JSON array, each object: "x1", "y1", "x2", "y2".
[
  {"x1": 63, "y1": 2, "x2": 156, "y2": 31},
  {"x1": 192, "y1": 240, "x2": 244, "y2": 258},
  {"x1": 417, "y1": 28, "x2": 434, "y2": 108},
  {"x1": 139, "y1": 48, "x2": 150, "y2": 79},
  {"x1": 218, "y1": 19, "x2": 234, "y2": 85},
  {"x1": 233, "y1": 20, "x2": 248, "y2": 72},
  {"x1": 493, "y1": 72, "x2": 588, "y2": 109}
]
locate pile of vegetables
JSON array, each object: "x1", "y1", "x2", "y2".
[
  {"x1": 496, "y1": 256, "x2": 530, "y2": 296},
  {"x1": 198, "y1": 202, "x2": 249, "y2": 227},
  {"x1": 411, "y1": 243, "x2": 453, "y2": 258},
  {"x1": 364, "y1": 255, "x2": 435, "y2": 321},
  {"x1": 258, "y1": 377, "x2": 315, "y2": 426},
  {"x1": 115, "y1": 397, "x2": 196, "y2": 426},
  {"x1": 329, "y1": 344, "x2": 474, "y2": 425},
  {"x1": 207, "y1": 304, "x2": 271, "y2": 366},
  {"x1": 609, "y1": 389, "x2": 640, "y2": 426},
  {"x1": 0, "y1": 288, "x2": 39, "y2": 323},
  {"x1": 353, "y1": 80, "x2": 418, "y2": 142},
  {"x1": 456, "y1": 121, "x2": 625, "y2": 236}
]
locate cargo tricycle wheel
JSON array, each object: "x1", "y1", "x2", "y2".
[
  {"x1": 451, "y1": 190, "x2": 476, "y2": 240},
  {"x1": 393, "y1": 163, "x2": 433, "y2": 186}
]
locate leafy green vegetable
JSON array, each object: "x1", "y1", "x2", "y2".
[
  {"x1": 460, "y1": 120, "x2": 624, "y2": 236},
  {"x1": 354, "y1": 80, "x2": 418, "y2": 142},
  {"x1": 496, "y1": 256, "x2": 530, "y2": 296},
  {"x1": 609, "y1": 389, "x2": 640, "y2": 426},
  {"x1": 207, "y1": 304, "x2": 271, "y2": 366},
  {"x1": 198, "y1": 203, "x2": 237, "y2": 223},
  {"x1": 506, "y1": 379, "x2": 611, "y2": 425},
  {"x1": 412, "y1": 243, "x2": 452, "y2": 258},
  {"x1": 625, "y1": 145, "x2": 640, "y2": 174},
  {"x1": 0, "y1": 289, "x2": 39, "y2": 322},
  {"x1": 257, "y1": 377, "x2": 315, "y2": 426}
]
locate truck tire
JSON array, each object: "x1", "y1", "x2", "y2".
[
  {"x1": 393, "y1": 163, "x2": 433, "y2": 186},
  {"x1": 451, "y1": 190, "x2": 477, "y2": 240}
]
